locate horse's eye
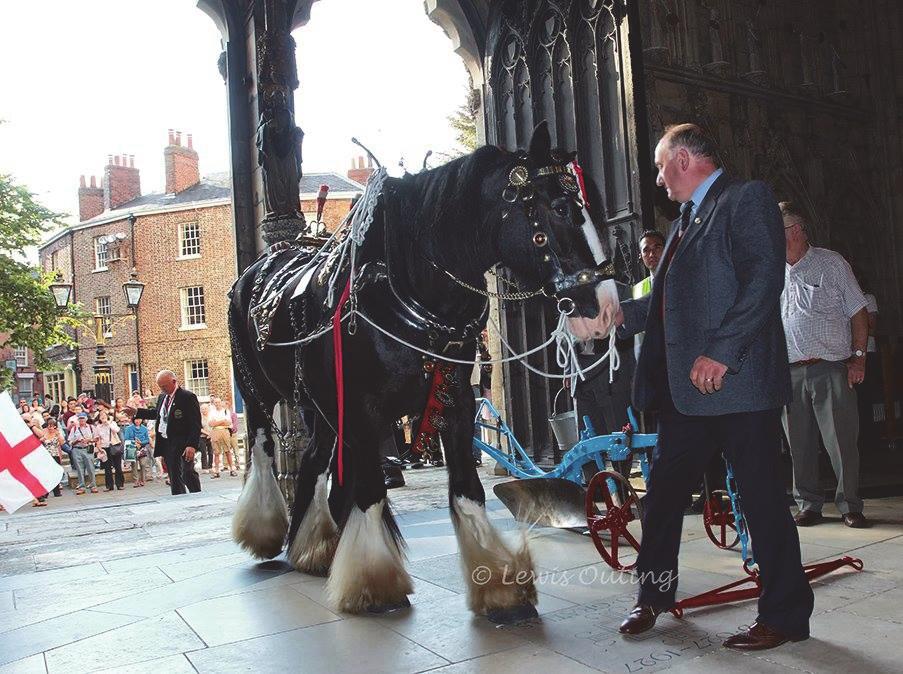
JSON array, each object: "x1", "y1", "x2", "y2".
[{"x1": 552, "y1": 199, "x2": 570, "y2": 218}]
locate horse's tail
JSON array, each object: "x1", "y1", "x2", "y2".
[{"x1": 228, "y1": 292, "x2": 289, "y2": 559}]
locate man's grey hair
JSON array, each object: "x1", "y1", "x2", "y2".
[
  {"x1": 778, "y1": 201, "x2": 808, "y2": 231},
  {"x1": 663, "y1": 123, "x2": 721, "y2": 166},
  {"x1": 155, "y1": 369, "x2": 177, "y2": 382}
]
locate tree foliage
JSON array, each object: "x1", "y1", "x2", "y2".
[
  {"x1": 0, "y1": 173, "x2": 82, "y2": 391},
  {"x1": 448, "y1": 86, "x2": 480, "y2": 156}
]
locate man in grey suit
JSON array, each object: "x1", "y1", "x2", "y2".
[{"x1": 615, "y1": 124, "x2": 813, "y2": 650}]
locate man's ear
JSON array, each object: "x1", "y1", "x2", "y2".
[{"x1": 677, "y1": 147, "x2": 690, "y2": 170}]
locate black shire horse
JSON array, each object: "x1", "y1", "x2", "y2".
[{"x1": 229, "y1": 122, "x2": 617, "y2": 623}]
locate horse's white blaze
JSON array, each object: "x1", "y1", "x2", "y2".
[
  {"x1": 231, "y1": 431, "x2": 289, "y2": 559},
  {"x1": 288, "y1": 471, "x2": 339, "y2": 574},
  {"x1": 452, "y1": 496, "x2": 537, "y2": 614},
  {"x1": 326, "y1": 499, "x2": 413, "y2": 613},
  {"x1": 580, "y1": 215, "x2": 607, "y2": 265},
  {"x1": 566, "y1": 279, "x2": 620, "y2": 341}
]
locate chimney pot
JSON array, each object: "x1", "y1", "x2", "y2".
[
  {"x1": 107, "y1": 155, "x2": 114, "y2": 165},
  {"x1": 114, "y1": 155, "x2": 121, "y2": 166},
  {"x1": 129, "y1": 155, "x2": 135, "y2": 168},
  {"x1": 168, "y1": 129, "x2": 175, "y2": 145},
  {"x1": 175, "y1": 131, "x2": 182, "y2": 146},
  {"x1": 360, "y1": 156, "x2": 366, "y2": 169},
  {"x1": 367, "y1": 156, "x2": 373, "y2": 168},
  {"x1": 187, "y1": 133, "x2": 193, "y2": 150},
  {"x1": 79, "y1": 175, "x2": 86, "y2": 188},
  {"x1": 90, "y1": 175, "x2": 97, "y2": 188}
]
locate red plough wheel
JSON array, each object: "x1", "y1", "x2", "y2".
[
  {"x1": 586, "y1": 471, "x2": 643, "y2": 571},
  {"x1": 703, "y1": 489, "x2": 740, "y2": 550}
]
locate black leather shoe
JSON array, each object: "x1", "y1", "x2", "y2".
[
  {"x1": 793, "y1": 510, "x2": 823, "y2": 527},
  {"x1": 842, "y1": 512, "x2": 868, "y2": 528},
  {"x1": 618, "y1": 604, "x2": 663, "y2": 635},
  {"x1": 723, "y1": 621, "x2": 808, "y2": 650}
]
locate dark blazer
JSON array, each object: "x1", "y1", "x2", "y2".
[
  {"x1": 135, "y1": 387, "x2": 202, "y2": 457},
  {"x1": 619, "y1": 173, "x2": 791, "y2": 416}
]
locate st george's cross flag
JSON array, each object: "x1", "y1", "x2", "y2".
[{"x1": 0, "y1": 391, "x2": 65, "y2": 513}]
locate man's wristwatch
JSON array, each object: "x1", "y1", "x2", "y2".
[{"x1": 852, "y1": 349, "x2": 865, "y2": 359}]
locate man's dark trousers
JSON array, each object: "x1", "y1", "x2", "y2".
[
  {"x1": 637, "y1": 395, "x2": 814, "y2": 637},
  {"x1": 159, "y1": 438, "x2": 201, "y2": 495}
]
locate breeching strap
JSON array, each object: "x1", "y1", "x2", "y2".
[{"x1": 333, "y1": 278, "x2": 352, "y2": 486}]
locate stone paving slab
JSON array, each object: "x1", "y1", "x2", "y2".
[{"x1": 1, "y1": 470, "x2": 901, "y2": 673}]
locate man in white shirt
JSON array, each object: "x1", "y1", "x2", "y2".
[{"x1": 779, "y1": 202, "x2": 869, "y2": 528}]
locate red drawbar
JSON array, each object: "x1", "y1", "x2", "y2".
[{"x1": 333, "y1": 278, "x2": 352, "y2": 487}]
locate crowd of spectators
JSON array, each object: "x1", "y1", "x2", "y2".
[{"x1": 6, "y1": 389, "x2": 242, "y2": 510}]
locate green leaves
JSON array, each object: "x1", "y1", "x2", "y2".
[{"x1": 0, "y1": 173, "x2": 83, "y2": 392}]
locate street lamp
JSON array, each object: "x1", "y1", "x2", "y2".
[
  {"x1": 48, "y1": 271, "x2": 73, "y2": 310},
  {"x1": 122, "y1": 268, "x2": 145, "y2": 311}
]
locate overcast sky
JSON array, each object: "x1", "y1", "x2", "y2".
[{"x1": 0, "y1": 0, "x2": 469, "y2": 228}]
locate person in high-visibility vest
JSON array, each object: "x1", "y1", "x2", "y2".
[{"x1": 632, "y1": 230, "x2": 665, "y2": 361}]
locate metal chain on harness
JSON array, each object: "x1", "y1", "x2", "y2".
[{"x1": 432, "y1": 263, "x2": 544, "y2": 300}]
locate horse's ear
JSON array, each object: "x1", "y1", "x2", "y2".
[{"x1": 528, "y1": 121, "x2": 551, "y2": 161}]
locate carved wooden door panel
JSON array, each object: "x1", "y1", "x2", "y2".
[{"x1": 484, "y1": 0, "x2": 645, "y2": 462}]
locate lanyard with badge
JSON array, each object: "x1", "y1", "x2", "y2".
[{"x1": 159, "y1": 390, "x2": 176, "y2": 437}]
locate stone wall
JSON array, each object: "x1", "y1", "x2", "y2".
[{"x1": 637, "y1": 0, "x2": 902, "y2": 334}]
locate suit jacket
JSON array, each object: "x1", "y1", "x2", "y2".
[
  {"x1": 135, "y1": 388, "x2": 202, "y2": 457},
  {"x1": 619, "y1": 173, "x2": 791, "y2": 416}
]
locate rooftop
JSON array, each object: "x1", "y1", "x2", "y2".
[{"x1": 42, "y1": 171, "x2": 364, "y2": 250}]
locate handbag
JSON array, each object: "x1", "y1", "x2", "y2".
[
  {"x1": 108, "y1": 442, "x2": 124, "y2": 459},
  {"x1": 123, "y1": 440, "x2": 137, "y2": 462}
]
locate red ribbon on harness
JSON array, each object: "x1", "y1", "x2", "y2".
[
  {"x1": 570, "y1": 161, "x2": 591, "y2": 208},
  {"x1": 412, "y1": 362, "x2": 456, "y2": 455},
  {"x1": 333, "y1": 278, "x2": 351, "y2": 486}
]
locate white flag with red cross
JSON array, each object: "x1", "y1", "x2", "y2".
[{"x1": 0, "y1": 391, "x2": 65, "y2": 513}]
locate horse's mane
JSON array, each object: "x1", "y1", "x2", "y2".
[{"x1": 387, "y1": 145, "x2": 510, "y2": 279}]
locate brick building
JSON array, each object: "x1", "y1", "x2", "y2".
[
  {"x1": 0, "y1": 339, "x2": 43, "y2": 404},
  {"x1": 38, "y1": 131, "x2": 366, "y2": 404}
]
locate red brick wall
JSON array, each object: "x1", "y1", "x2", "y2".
[
  {"x1": 104, "y1": 156, "x2": 140, "y2": 210},
  {"x1": 40, "y1": 201, "x2": 236, "y2": 403},
  {"x1": 164, "y1": 145, "x2": 200, "y2": 194},
  {"x1": 78, "y1": 176, "x2": 104, "y2": 222},
  {"x1": 134, "y1": 204, "x2": 236, "y2": 400},
  {"x1": 299, "y1": 197, "x2": 354, "y2": 233}
]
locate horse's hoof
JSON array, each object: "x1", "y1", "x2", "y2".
[
  {"x1": 256, "y1": 559, "x2": 292, "y2": 572},
  {"x1": 486, "y1": 603, "x2": 539, "y2": 625},
  {"x1": 366, "y1": 596, "x2": 411, "y2": 614}
]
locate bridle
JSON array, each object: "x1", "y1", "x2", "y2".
[{"x1": 499, "y1": 158, "x2": 616, "y2": 307}]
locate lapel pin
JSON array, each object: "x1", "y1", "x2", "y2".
[{"x1": 694, "y1": 217, "x2": 701, "y2": 224}]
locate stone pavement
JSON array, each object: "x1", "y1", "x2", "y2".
[{"x1": 1, "y1": 466, "x2": 901, "y2": 674}]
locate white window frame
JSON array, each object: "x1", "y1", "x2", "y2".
[
  {"x1": 95, "y1": 296, "x2": 113, "y2": 337},
  {"x1": 178, "y1": 221, "x2": 201, "y2": 259},
  {"x1": 94, "y1": 236, "x2": 109, "y2": 271},
  {"x1": 124, "y1": 363, "x2": 139, "y2": 396},
  {"x1": 16, "y1": 376, "x2": 34, "y2": 401},
  {"x1": 14, "y1": 346, "x2": 28, "y2": 367},
  {"x1": 183, "y1": 359, "x2": 210, "y2": 399},
  {"x1": 45, "y1": 372, "x2": 66, "y2": 403},
  {"x1": 179, "y1": 286, "x2": 207, "y2": 330}
]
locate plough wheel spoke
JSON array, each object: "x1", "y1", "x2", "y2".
[
  {"x1": 585, "y1": 471, "x2": 643, "y2": 571},
  {"x1": 703, "y1": 490, "x2": 741, "y2": 550}
]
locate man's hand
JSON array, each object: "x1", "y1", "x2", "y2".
[
  {"x1": 847, "y1": 358, "x2": 865, "y2": 389},
  {"x1": 183, "y1": 446, "x2": 196, "y2": 462},
  {"x1": 122, "y1": 406, "x2": 136, "y2": 418},
  {"x1": 690, "y1": 356, "x2": 729, "y2": 394}
]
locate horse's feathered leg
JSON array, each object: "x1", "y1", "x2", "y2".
[
  {"x1": 228, "y1": 301, "x2": 289, "y2": 559},
  {"x1": 325, "y1": 416, "x2": 413, "y2": 613},
  {"x1": 287, "y1": 414, "x2": 340, "y2": 575},
  {"x1": 442, "y1": 369, "x2": 538, "y2": 624}
]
